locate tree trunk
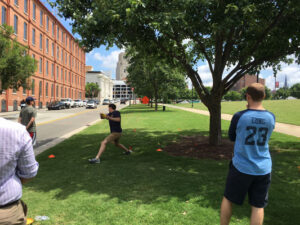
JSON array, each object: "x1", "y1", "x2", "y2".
[
  {"x1": 150, "y1": 98, "x2": 153, "y2": 108},
  {"x1": 207, "y1": 99, "x2": 222, "y2": 146},
  {"x1": 155, "y1": 97, "x2": 158, "y2": 111}
]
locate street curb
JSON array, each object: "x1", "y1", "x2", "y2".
[{"x1": 34, "y1": 119, "x2": 102, "y2": 156}]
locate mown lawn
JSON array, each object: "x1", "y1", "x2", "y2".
[
  {"x1": 23, "y1": 105, "x2": 300, "y2": 225},
  {"x1": 175, "y1": 99, "x2": 300, "y2": 126}
]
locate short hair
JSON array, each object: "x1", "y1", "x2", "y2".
[
  {"x1": 109, "y1": 104, "x2": 116, "y2": 110},
  {"x1": 246, "y1": 83, "x2": 265, "y2": 102}
]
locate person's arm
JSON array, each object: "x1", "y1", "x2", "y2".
[
  {"x1": 18, "y1": 117, "x2": 22, "y2": 123},
  {"x1": 107, "y1": 116, "x2": 120, "y2": 122},
  {"x1": 26, "y1": 117, "x2": 35, "y2": 130},
  {"x1": 107, "y1": 111, "x2": 121, "y2": 122},
  {"x1": 16, "y1": 130, "x2": 39, "y2": 184},
  {"x1": 228, "y1": 113, "x2": 240, "y2": 142}
]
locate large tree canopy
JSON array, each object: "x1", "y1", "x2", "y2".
[
  {"x1": 0, "y1": 25, "x2": 37, "y2": 93},
  {"x1": 85, "y1": 82, "x2": 100, "y2": 98},
  {"x1": 51, "y1": 0, "x2": 300, "y2": 145}
]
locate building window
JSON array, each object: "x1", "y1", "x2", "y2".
[
  {"x1": 46, "y1": 82, "x2": 48, "y2": 97},
  {"x1": 33, "y1": 3, "x2": 36, "y2": 20},
  {"x1": 46, "y1": 16, "x2": 49, "y2": 31},
  {"x1": 39, "y1": 34, "x2": 43, "y2": 50},
  {"x1": 61, "y1": 49, "x2": 63, "y2": 62},
  {"x1": 69, "y1": 72, "x2": 70, "y2": 82},
  {"x1": 61, "y1": 68, "x2": 63, "y2": 81},
  {"x1": 32, "y1": 79, "x2": 35, "y2": 95},
  {"x1": 57, "y1": 26, "x2": 59, "y2": 40},
  {"x1": 65, "y1": 71, "x2": 67, "y2": 82},
  {"x1": 40, "y1": 10, "x2": 43, "y2": 26},
  {"x1": 51, "y1": 43, "x2": 54, "y2": 56},
  {"x1": 14, "y1": 0, "x2": 18, "y2": 6},
  {"x1": 56, "y1": 85, "x2": 58, "y2": 97},
  {"x1": 23, "y1": 22, "x2": 27, "y2": 40},
  {"x1": 65, "y1": 53, "x2": 67, "y2": 64},
  {"x1": 1, "y1": 7, "x2": 7, "y2": 25},
  {"x1": 13, "y1": 15, "x2": 18, "y2": 34},
  {"x1": 24, "y1": 0, "x2": 28, "y2": 14},
  {"x1": 51, "y1": 84, "x2": 54, "y2": 97},
  {"x1": 57, "y1": 66, "x2": 59, "y2": 79},
  {"x1": 61, "y1": 87, "x2": 63, "y2": 97},
  {"x1": 51, "y1": 63, "x2": 54, "y2": 77},
  {"x1": 69, "y1": 55, "x2": 71, "y2": 66},
  {"x1": 52, "y1": 21, "x2": 54, "y2": 36},
  {"x1": 23, "y1": 86, "x2": 26, "y2": 95},
  {"x1": 32, "y1": 28, "x2": 35, "y2": 45},
  {"x1": 61, "y1": 31, "x2": 63, "y2": 43},
  {"x1": 39, "y1": 81, "x2": 42, "y2": 97},
  {"x1": 57, "y1": 46, "x2": 59, "y2": 59},
  {"x1": 39, "y1": 58, "x2": 42, "y2": 73},
  {"x1": 46, "y1": 38, "x2": 49, "y2": 53}
]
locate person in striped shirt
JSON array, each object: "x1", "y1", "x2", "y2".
[{"x1": 0, "y1": 117, "x2": 39, "y2": 224}]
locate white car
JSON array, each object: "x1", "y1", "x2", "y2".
[
  {"x1": 74, "y1": 99, "x2": 83, "y2": 107},
  {"x1": 86, "y1": 100, "x2": 97, "y2": 109},
  {"x1": 60, "y1": 98, "x2": 73, "y2": 108},
  {"x1": 82, "y1": 100, "x2": 87, "y2": 107},
  {"x1": 102, "y1": 99, "x2": 110, "y2": 105}
]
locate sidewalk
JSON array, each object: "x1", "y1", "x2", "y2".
[{"x1": 166, "y1": 104, "x2": 300, "y2": 138}]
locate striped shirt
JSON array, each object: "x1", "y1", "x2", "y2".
[{"x1": 0, "y1": 118, "x2": 39, "y2": 206}]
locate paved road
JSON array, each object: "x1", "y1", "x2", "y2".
[{"x1": 1, "y1": 103, "x2": 128, "y2": 150}]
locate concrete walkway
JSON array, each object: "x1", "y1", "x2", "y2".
[{"x1": 166, "y1": 104, "x2": 300, "y2": 138}]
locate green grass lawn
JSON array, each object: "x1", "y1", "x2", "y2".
[
  {"x1": 23, "y1": 105, "x2": 300, "y2": 225},
  {"x1": 175, "y1": 99, "x2": 300, "y2": 126}
]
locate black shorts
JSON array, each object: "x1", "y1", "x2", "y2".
[{"x1": 224, "y1": 162, "x2": 271, "y2": 208}]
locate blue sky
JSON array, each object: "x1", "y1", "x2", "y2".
[{"x1": 44, "y1": 1, "x2": 300, "y2": 89}]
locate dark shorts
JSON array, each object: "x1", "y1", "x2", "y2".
[{"x1": 224, "y1": 162, "x2": 271, "y2": 208}]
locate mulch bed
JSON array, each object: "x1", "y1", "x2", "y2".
[{"x1": 163, "y1": 135, "x2": 234, "y2": 160}]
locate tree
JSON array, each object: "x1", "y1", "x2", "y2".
[
  {"x1": 273, "y1": 87, "x2": 290, "y2": 99},
  {"x1": 127, "y1": 51, "x2": 186, "y2": 110},
  {"x1": 85, "y1": 82, "x2": 100, "y2": 99},
  {"x1": 0, "y1": 25, "x2": 37, "y2": 93},
  {"x1": 51, "y1": 1, "x2": 300, "y2": 145},
  {"x1": 224, "y1": 91, "x2": 242, "y2": 101},
  {"x1": 290, "y1": 83, "x2": 300, "y2": 99}
]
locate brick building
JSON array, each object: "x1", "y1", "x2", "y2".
[
  {"x1": 231, "y1": 74, "x2": 265, "y2": 92},
  {"x1": 0, "y1": 0, "x2": 85, "y2": 111}
]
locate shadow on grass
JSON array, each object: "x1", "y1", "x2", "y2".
[{"x1": 27, "y1": 105, "x2": 300, "y2": 224}]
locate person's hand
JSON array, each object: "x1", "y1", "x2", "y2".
[{"x1": 106, "y1": 116, "x2": 110, "y2": 120}]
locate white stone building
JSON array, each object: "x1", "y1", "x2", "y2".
[
  {"x1": 113, "y1": 80, "x2": 133, "y2": 100},
  {"x1": 86, "y1": 71, "x2": 113, "y2": 103},
  {"x1": 116, "y1": 52, "x2": 129, "y2": 80}
]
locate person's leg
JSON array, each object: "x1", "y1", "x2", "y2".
[
  {"x1": 250, "y1": 207, "x2": 264, "y2": 225},
  {"x1": 220, "y1": 197, "x2": 232, "y2": 225},
  {"x1": 95, "y1": 139, "x2": 108, "y2": 159},
  {"x1": 114, "y1": 134, "x2": 130, "y2": 152}
]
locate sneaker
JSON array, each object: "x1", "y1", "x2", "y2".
[
  {"x1": 89, "y1": 158, "x2": 100, "y2": 164},
  {"x1": 124, "y1": 150, "x2": 132, "y2": 155}
]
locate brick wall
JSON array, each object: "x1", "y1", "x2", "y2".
[{"x1": 0, "y1": 0, "x2": 86, "y2": 111}]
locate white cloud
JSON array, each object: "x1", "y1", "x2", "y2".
[
  {"x1": 86, "y1": 49, "x2": 125, "y2": 76},
  {"x1": 197, "y1": 63, "x2": 213, "y2": 87}
]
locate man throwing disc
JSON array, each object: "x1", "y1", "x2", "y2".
[
  {"x1": 220, "y1": 83, "x2": 275, "y2": 225},
  {"x1": 89, "y1": 104, "x2": 132, "y2": 164}
]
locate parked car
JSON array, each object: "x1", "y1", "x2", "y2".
[
  {"x1": 60, "y1": 98, "x2": 73, "y2": 108},
  {"x1": 86, "y1": 100, "x2": 97, "y2": 109},
  {"x1": 48, "y1": 101, "x2": 66, "y2": 110},
  {"x1": 82, "y1": 100, "x2": 87, "y2": 107},
  {"x1": 94, "y1": 100, "x2": 100, "y2": 105},
  {"x1": 74, "y1": 99, "x2": 83, "y2": 107},
  {"x1": 102, "y1": 99, "x2": 110, "y2": 105},
  {"x1": 120, "y1": 99, "x2": 127, "y2": 104}
]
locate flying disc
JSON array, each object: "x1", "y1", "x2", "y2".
[
  {"x1": 156, "y1": 149, "x2": 163, "y2": 152},
  {"x1": 100, "y1": 113, "x2": 107, "y2": 119},
  {"x1": 26, "y1": 218, "x2": 34, "y2": 224},
  {"x1": 48, "y1": 154, "x2": 55, "y2": 158}
]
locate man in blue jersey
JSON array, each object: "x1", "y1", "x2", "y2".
[{"x1": 220, "y1": 83, "x2": 275, "y2": 225}]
